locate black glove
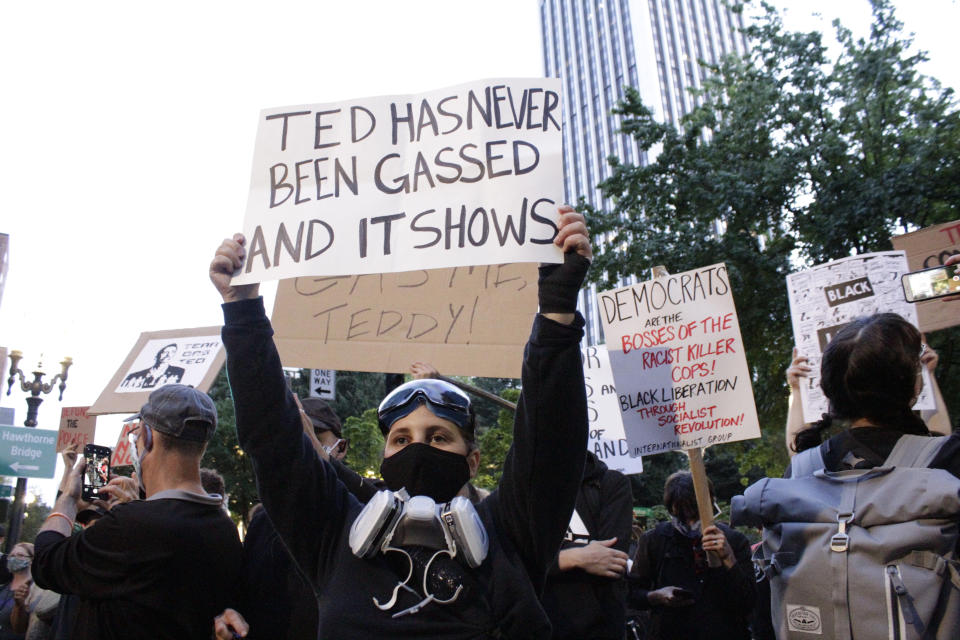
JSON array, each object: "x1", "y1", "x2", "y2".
[{"x1": 538, "y1": 252, "x2": 591, "y2": 314}]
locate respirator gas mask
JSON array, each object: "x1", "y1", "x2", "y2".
[{"x1": 349, "y1": 489, "x2": 488, "y2": 617}]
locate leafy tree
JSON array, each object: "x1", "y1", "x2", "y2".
[
  {"x1": 203, "y1": 368, "x2": 258, "y2": 525},
  {"x1": 585, "y1": 0, "x2": 960, "y2": 480},
  {"x1": 342, "y1": 409, "x2": 385, "y2": 477},
  {"x1": 473, "y1": 389, "x2": 519, "y2": 490},
  {"x1": 328, "y1": 371, "x2": 390, "y2": 424},
  {"x1": 19, "y1": 494, "x2": 52, "y2": 545}
]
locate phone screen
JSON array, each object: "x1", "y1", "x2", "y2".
[
  {"x1": 83, "y1": 446, "x2": 112, "y2": 500},
  {"x1": 902, "y1": 264, "x2": 960, "y2": 302}
]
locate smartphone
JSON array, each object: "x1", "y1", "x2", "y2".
[
  {"x1": 902, "y1": 263, "x2": 960, "y2": 302},
  {"x1": 82, "y1": 444, "x2": 112, "y2": 502}
]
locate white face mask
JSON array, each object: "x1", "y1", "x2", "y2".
[{"x1": 127, "y1": 428, "x2": 148, "y2": 494}]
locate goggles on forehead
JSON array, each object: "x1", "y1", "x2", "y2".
[{"x1": 377, "y1": 380, "x2": 472, "y2": 435}]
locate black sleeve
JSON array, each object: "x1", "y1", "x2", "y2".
[
  {"x1": 711, "y1": 525, "x2": 757, "y2": 618},
  {"x1": 329, "y1": 457, "x2": 383, "y2": 504},
  {"x1": 930, "y1": 433, "x2": 960, "y2": 480},
  {"x1": 626, "y1": 530, "x2": 658, "y2": 609},
  {"x1": 33, "y1": 511, "x2": 133, "y2": 596},
  {"x1": 598, "y1": 470, "x2": 634, "y2": 554},
  {"x1": 222, "y1": 298, "x2": 355, "y2": 588},
  {"x1": 494, "y1": 313, "x2": 588, "y2": 589}
]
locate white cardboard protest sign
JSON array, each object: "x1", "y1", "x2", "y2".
[
  {"x1": 111, "y1": 420, "x2": 136, "y2": 467},
  {"x1": 786, "y1": 251, "x2": 935, "y2": 423},
  {"x1": 89, "y1": 327, "x2": 225, "y2": 415},
  {"x1": 582, "y1": 346, "x2": 643, "y2": 475},
  {"x1": 57, "y1": 406, "x2": 96, "y2": 452},
  {"x1": 233, "y1": 78, "x2": 564, "y2": 284},
  {"x1": 597, "y1": 263, "x2": 761, "y2": 455}
]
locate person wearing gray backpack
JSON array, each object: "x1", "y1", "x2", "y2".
[{"x1": 733, "y1": 313, "x2": 960, "y2": 639}]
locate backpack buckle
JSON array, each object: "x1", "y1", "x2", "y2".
[{"x1": 831, "y1": 512, "x2": 854, "y2": 553}]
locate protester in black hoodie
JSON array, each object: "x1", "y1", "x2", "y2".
[
  {"x1": 541, "y1": 451, "x2": 633, "y2": 639},
  {"x1": 209, "y1": 206, "x2": 592, "y2": 639},
  {"x1": 629, "y1": 471, "x2": 755, "y2": 640}
]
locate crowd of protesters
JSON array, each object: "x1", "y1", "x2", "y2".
[{"x1": 4, "y1": 221, "x2": 957, "y2": 639}]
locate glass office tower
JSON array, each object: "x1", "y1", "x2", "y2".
[{"x1": 539, "y1": 0, "x2": 747, "y2": 343}]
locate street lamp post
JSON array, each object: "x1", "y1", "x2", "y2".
[{"x1": 5, "y1": 351, "x2": 72, "y2": 550}]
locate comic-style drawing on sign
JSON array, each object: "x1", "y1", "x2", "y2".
[
  {"x1": 89, "y1": 326, "x2": 226, "y2": 416},
  {"x1": 786, "y1": 251, "x2": 934, "y2": 423},
  {"x1": 582, "y1": 346, "x2": 643, "y2": 475},
  {"x1": 119, "y1": 343, "x2": 186, "y2": 390},
  {"x1": 116, "y1": 337, "x2": 219, "y2": 393},
  {"x1": 597, "y1": 263, "x2": 761, "y2": 456},
  {"x1": 233, "y1": 78, "x2": 564, "y2": 284}
]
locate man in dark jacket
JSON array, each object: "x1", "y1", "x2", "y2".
[
  {"x1": 33, "y1": 385, "x2": 242, "y2": 640},
  {"x1": 629, "y1": 471, "x2": 755, "y2": 640},
  {"x1": 542, "y1": 451, "x2": 633, "y2": 639}
]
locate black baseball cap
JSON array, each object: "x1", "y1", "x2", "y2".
[
  {"x1": 299, "y1": 398, "x2": 342, "y2": 439},
  {"x1": 130, "y1": 384, "x2": 217, "y2": 442}
]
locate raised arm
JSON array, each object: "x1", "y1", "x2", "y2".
[
  {"x1": 494, "y1": 206, "x2": 592, "y2": 587},
  {"x1": 919, "y1": 343, "x2": 952, "y2": 435},
  {"x1": 785, "y1": 347, "x2": 812, "y2": 456},
  {"x1": 210, "y1": 234, "x2": 353, "y2": 584}
]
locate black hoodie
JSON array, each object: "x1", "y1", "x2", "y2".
[
  {"x1": 222, "y1": 298, "x2": 588, "y2": 639},
  {"x1": 540, "y1": 452, "x2": 633, "y2": 639}
]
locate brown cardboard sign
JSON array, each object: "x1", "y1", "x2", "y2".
[
  {"x1": 89, "y1": 326, "x2": 225, "y2": 415},
  {"x1": 891, "y1": 219, "x2": 960, "y2": 333},
  {"x1": 270, "y1": 264, "x2": 538, "y2": 378},
  {"x1": 57, "y1": 406, "x2": 96, "y2": 452}
]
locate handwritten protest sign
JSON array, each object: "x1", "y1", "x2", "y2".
[
  {"x1": 582, "y1": 346, "x2": 643, "y2": 475},
  {"x1": 111, "y1": 420, "x2": 136, "y2": 467},
  {"x1": 233, "y1": 78, "x2": 564, "y2": 284},
  {"x1": 271, "y1": 264, "x2": 537, "y2": 378},
  {"x1": 786, "y1": 251, "x2": 935, "y2": 423},
  {"x1": 891, "y1": 219, "x2": 960, "y2": 333},
  {"x1": 597, "y1": 263, "x2": 760, "y2": 455},
  {"x1": 89, "y1": 327, "x2": 225, "y2": 415},
  {"x1": 57, "y1": 406, "x2": 96, "y2": 452}
]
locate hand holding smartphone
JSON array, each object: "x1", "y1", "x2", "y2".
[
  {"x1": 902, "y1": 263, "x2": 960, "y2": 302},
  {"x1": 82, "y1": 444, "x2": 113, "y2": 502}
]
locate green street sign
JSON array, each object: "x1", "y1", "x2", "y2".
[
  {"x1": 0, "y1": 425, "x2": 57, "y2": 479},
  {"x1": 0, "y1": 485, "x2": 12, "y2": 498}
]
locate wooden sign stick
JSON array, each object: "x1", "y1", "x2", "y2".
[
  {"x1": 650, "y1": 265, "x2": 720, "y2": 568},
  {"x1": 436, "y1": 374, "x2": 518, "y2": 412}
]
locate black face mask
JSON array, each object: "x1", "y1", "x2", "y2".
[{"x1": 380, "y1": 443, "x2": 470, "y2": 503}]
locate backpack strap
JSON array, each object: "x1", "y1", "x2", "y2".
[
  {"x1": 789, "y1": 443, "x2": 827, "y2": 478},
  {"x1": 883, "y1": 435, "x2": 949, "y2": 468}
]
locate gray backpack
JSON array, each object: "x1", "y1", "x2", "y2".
[{"x1": 732, "y1": 435, "x2": 960, "y2": 639}]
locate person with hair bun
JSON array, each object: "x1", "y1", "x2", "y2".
[{"x1": 788, "y1": 312, "x2": 960, "y2": 477}]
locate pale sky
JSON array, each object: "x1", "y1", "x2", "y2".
[{"x1": 1, "y1": 0, "x2": 957, "y2": 503}]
